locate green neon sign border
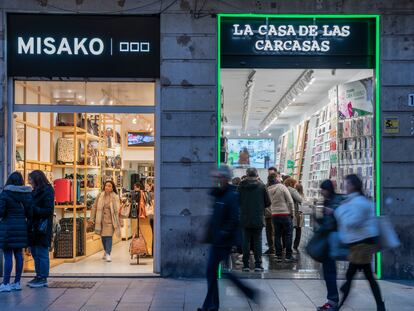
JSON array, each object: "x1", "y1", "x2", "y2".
[{"x1": 217, "y1": 13, "x2": 381, "y2": 278}]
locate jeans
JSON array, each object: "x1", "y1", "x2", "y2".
[
  {"x1": 340, "y1": 263, "x2": 383, "y2": 309},
  {"x1": 102, "y1": 236, "x2": 113, "y2": 255},
  {"x1": 31, "y1": 246, "x2": 49, "y2": 279},
  {"x1": 202, "y1": 246, "x2": 254, "y2": 310},
  {"x1": 322, "y1": 258, "x2": 339, "y2": 305},
  {"x1": 2, "y1": 248, "x2": 23, "y2": 285},
  {"x1": 272, "y1": 216, "x2": 293, "y2": 258},
  {"x1": 265, "y1": 217, "x2": 275, "y2": 253},
  {"x1": 242, "y1": 228, "x2": 263, "y2": 267},
  {"x1": 293, "y1": 227, "x2": 302, "y2": 249}
]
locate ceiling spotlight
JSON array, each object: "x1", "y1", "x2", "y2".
[
  {"x1": 292, "y1": 98, "x2": 296, "y2": 102},
  {"x1": 118, "y1": 0, "x2": 126, "y2": 7},
  {"x1": 90, "y1": 101, "x2": 95, "y2": 105},
  {"x1": 238, "y1": 133, "x2": 241, "y2": 137},
  {"x1": 132, "y1": 118, "x2": 137, "y2": 124},
  {"x1": 109, "y1": 100, "x2": 114, "y2": 105},
  {"x1": 268, "y1": 133, "x2": 272, "y2": 136},
  {"x1": 247, "y1": 133, "x2": 251, "y2": 137},
  {"x1": 226, "y1": 131, "x2": 230, "y2": 135}
]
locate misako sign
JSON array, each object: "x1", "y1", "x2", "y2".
[
  {"x1": 220, "y1": 17, "x2": 376, "y2": 69},
  {"x1": 7, "y1": 14, "x2": 160, "y2": 78}
]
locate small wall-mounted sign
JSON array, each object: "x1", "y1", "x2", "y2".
[
  {"x1": 384, "y1": 116, "x2": 400, "y2": 134},
  {"x1": 408, "y1": 94, "x2": 414, "y2": 107}
]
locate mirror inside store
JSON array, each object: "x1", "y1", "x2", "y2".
[
  {"x1": 221, "y1": 68, "x2": 375, "y2": 276},
  {"x1": 14, "y1": 107, "x2": 155, "y2": 274}
]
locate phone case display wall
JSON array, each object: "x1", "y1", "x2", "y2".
[
  {"x1": 293, "y1": 120, "x2": 309, "y2": 181},
  {"x1": 277, "y1": 130, "x2": 294, "y2": 174},
  {"x1": 280, "y1": 77, "x2": 375, "y2": 201}
]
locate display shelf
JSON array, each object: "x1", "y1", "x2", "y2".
[
  {"x1": 54, "y1": 126, "x2": 87, "y2": 133},
  {"x1": 54, "y1": 164, "x2": 101, "y2": 169},
  {"x1": 55, "y1": 205, "x2": 86, "y2": 209}
]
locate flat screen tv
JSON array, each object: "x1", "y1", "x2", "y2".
[
  {"x1": 127, "y1": 131, "x2": 154, "y2": 147},
  {"x1": 227, "y1": 138, "x2": 275, "y2": 168}
]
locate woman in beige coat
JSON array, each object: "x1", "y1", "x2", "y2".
[{"x1": 89, "y1": 180, "x2": 122, "y2": 262}]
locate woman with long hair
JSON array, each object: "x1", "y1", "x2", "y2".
[
  {"x1": 0, "y1": 172, "x2": 33, "y2": 292},
  {"x1": 317, "y1": 179, "x2": 344, "y2": 311},
  {"x1": 283, "y1": 177, "x2": 303, "y2": 253},
  {"x1": 335, "y1": 174, "x2": 385, "y2": 310},
  {"x1": 89, "y1": 180, "x2": 122, "y2": 262},
  {"x1": 27, "y1": 170, "x2": 54, "y2": 288}
]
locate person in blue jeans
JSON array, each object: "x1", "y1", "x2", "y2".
[
  {"x1": 0, "y1": 172, "x2": 33, "y2": 292},
  {"x1": 28, "y1": 170, "x2": 55, "y2": 288},
  {"x1": 317, "y1": 180, "x2": 345, "y2": 311}
]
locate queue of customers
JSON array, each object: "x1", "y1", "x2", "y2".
[
  {"x1": 0, "y1": 170, "x2": 54, "y2": 292},
  {"x1": 235, "y1": 166, "x2": 304, "y2": 271}
]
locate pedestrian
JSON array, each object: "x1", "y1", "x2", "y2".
[
  {"x1": 317, "y1": 179, "x2": 344, "y2": 311},
  {"x1": 335, "y1": 175, "x2": 385, "y2": 311},
  {"x1": 232, "y1": 177, "x2": 241, "y2": 186},
  {"x1": 294, "y1": 183, "x2": 305, "y2": 251},
  {"x1": 0, "y1": 172, "x2": 33, "y2": 292},
  {"x1": 198, "y1": 166, "x2": 256, "y2": 311},
  {"x1": 283, "y1": 178, "x2": 303, "y2": 252},
  {"x1": 267, "y1": 173, "x2": 296, "y2": 262},
  {"x1": 264, "y1": 172, "x2": 277, "y2": 255},
  {"x1": 89, "y1": 180, "x2": 122, "y2": 262},
  {"x1": 238, "y1": 167, "x2": 271, "y2": 272},
  {"x1": 27, "y1": 170, "x2": 54, "y2": 288}
]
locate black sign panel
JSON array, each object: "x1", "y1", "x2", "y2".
[
  {"x1": 7, "y1": 14, "x2": 160, "y2": 78},
  {"x1": 221, "y1": 17, "x2": 376, "y2": 69}
]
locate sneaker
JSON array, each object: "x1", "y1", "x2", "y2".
[
  {"x1": 242, "y1": 266, "x2": 250, "y2": 272},
  {"x1": 10, "y1": 282, "x2": 22, "y2": 291},
  {"x1": 317, "y1": 302, "x2": 338, "y2": 311},
  {"x1": 106, "y1": 254, "x2": 112, "y2": 262},
  {"x1": 254, "y1": 266, "x2": 264, "y2": 272},
  {"x1": 27, "y1": 277, "x2": 39, "y2": 286},
  {"x1": 275, "y1": 256, "x2": 283, "y2": 262},
  {"x1": 285, "y1": 256, "x2": 298, "y2": 263},
  {"x1": 28, "y1": 278, "x2": 48, "y2": 288},
  {"x1": 0, "y1": 284, "x2": 11, "y2": 293},
  {"x1": 264, "y1": 249, "x2": 275, "y2": 255},
  {"x1": 102, "y1": 252, "x2": 107, "y2": 260}
]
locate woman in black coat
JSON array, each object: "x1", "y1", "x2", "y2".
[
  {"x1": 0, "y1": 172, "x2": 33, "y2": 292},
  {"x1": 27, "y1": 170, "x2": 54, "y2": 288}
]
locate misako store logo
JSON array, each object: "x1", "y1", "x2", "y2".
[{"x1": 17, "y1": 36, "x2": 151, "y2": 56}]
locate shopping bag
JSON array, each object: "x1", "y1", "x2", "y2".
[
  {"x1": 328, "y1": 232, "x2": 349, "y2": 261},
  {"x1": 119, "y1": 201, "x2": 131, "y2": 219},
  {"x1": 129, "y1": 231, "x2": 148, "y2": 256},
  {"x1": 305, "y1": 231, "x2": 329, "y2": 263},
  {"x1": 378, "y1": 216, "x2": 401, "y2": 250}
]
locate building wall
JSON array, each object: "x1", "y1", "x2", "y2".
[{"x1": 1, "y1": 0, "x2": 414, "y2": 278}]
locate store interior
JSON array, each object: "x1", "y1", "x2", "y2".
[
  {"x1": 14, "y1": 81, "x2": 156, "y2": 275},
  {"x1": 220, "y1": 68, "x2": 375, "y2": 276}
]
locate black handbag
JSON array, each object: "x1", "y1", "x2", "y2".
[{"x1": 305, "y1": 231, "x2": 329, "y2": 263}]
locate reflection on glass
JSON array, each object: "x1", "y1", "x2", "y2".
[{"x1": 14, "y1": 81, "x2": 155, "y2": 106}]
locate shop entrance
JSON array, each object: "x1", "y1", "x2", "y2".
[
  {"x1": 10, "y1": 80, "x2": 159, "y2": 276},
  {"x1": 218, "y1": 15, "x2": 380, "y2": 278}
]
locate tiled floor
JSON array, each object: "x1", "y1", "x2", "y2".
[
  {"x1": 0, "y1": 278, "x2": 412, "y2": 310},
  {"x1": 50, "y1": 240, "x2": 154, "y2": 276}
]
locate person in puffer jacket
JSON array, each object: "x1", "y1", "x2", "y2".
[
  {"x1": 335, "y1": 174, "x2": 385, "y2": 311},
  {"x1": 0, "y1": 172, "x2": 33, "y2": 292}
]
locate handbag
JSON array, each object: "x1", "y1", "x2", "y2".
[
  {"x1": 120, "y1": 201, "x2": 132, "y2": 219},
  {"x1": 328, "y1": 232, "x2": 349, "y2": 261},
  {"x1": 305, "y1": 231, "x2": 329, "y2": 263},
  {"x1": 129, "y1": 230, "x2": 148, "y2": 256},
  {"x1": 378, "y1": 216, "x2": 401, "y2": 250},
  {"x1": 37, "y1": 218, "x2": 48, "y2": 235}
]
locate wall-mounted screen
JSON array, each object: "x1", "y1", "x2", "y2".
[
  {"x1": 127, "y1": 131, "x2": 154, "y2": 147},
  {"x1": 227, "y1": 138, "x2": 275, "y2": 168}
]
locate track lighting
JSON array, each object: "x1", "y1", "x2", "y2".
[
  {"x1": 241, "y1": 70, "x2": 256, "y2": 132},
  {"x1": 260, "y1": 69, "x2": 314, "y2": 132}
]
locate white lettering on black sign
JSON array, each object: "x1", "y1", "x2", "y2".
[{"x1": 232, "y1": 24, "x2": 351, "y2": 52}]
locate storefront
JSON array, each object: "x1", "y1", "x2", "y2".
[
  {"x1": 5, "y1": 13, "x2": 161, "y2": 275},
  {"x1": 218, "y1": 14, "x2": 381, "y2": 277}
]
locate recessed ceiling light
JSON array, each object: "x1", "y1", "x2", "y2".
[
  {"x1": 268, "y1": 133, "x2": 272, "y2": 136},
  {"x1": 226, "y1": 131, "x2": 230, "y2": 135},
  {"x1": 90, "y1": 101, "x2": 95, "y2": 105},
  {"x1": 247, "y1": 133, "x2": 251, "y2": 137},
  {"x1": 67, "y1": 89, "x2": 73, "y2": 93},
  {"x1": 132, "y1": 118, "x2": 137, "y2": 124}
]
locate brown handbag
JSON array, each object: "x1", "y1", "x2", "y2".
[{"x1": 129, "y1": 230, "x2": 148, "y2": 256}]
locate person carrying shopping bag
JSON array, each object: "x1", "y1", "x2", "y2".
[
  {"x1": 0, "y1": 172, "x2": 33, "y2": 292},
  {"x1": 335, "y1": 174, "x2": 385, "y2": 311}
]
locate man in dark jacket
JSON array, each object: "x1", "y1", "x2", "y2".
[
  {"x1": 238, "y1": 167, "x2": 271, "y2": 272},
  {"x1": 198, "y1": 165, "x2": 256, "y2": 311}
]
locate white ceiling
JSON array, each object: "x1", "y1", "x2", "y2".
[{"x1": 222, "y1": 68, "x2": 373, "y2": 133}]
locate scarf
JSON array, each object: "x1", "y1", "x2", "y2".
[{"x1": 94, "y1": 192, "x2": 121, "y2": 238}]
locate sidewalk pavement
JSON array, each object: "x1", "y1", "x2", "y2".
[{"x1": 0, "y1": 277, "x2": 413, "y2": 311}]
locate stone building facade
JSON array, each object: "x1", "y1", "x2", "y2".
[{"x1": 1, "y1": 0, "x2": 413, "y2": 279}]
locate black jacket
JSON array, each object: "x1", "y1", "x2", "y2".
[
  {"x1": 318, "y1": 194, "x2": 345, "y2": 235},
  {"x1": 0, "y1": 185, "x2": 33, "y2": 249},
  {"x1": 238, "y1": 178, "x2": 271, "y2": 228},
  {"x1": 207, "y1": 185, "x2": 240, "y2": 248},
  {"x1": 31, "y1": 185, "x2": 55, "y2": 247}
]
